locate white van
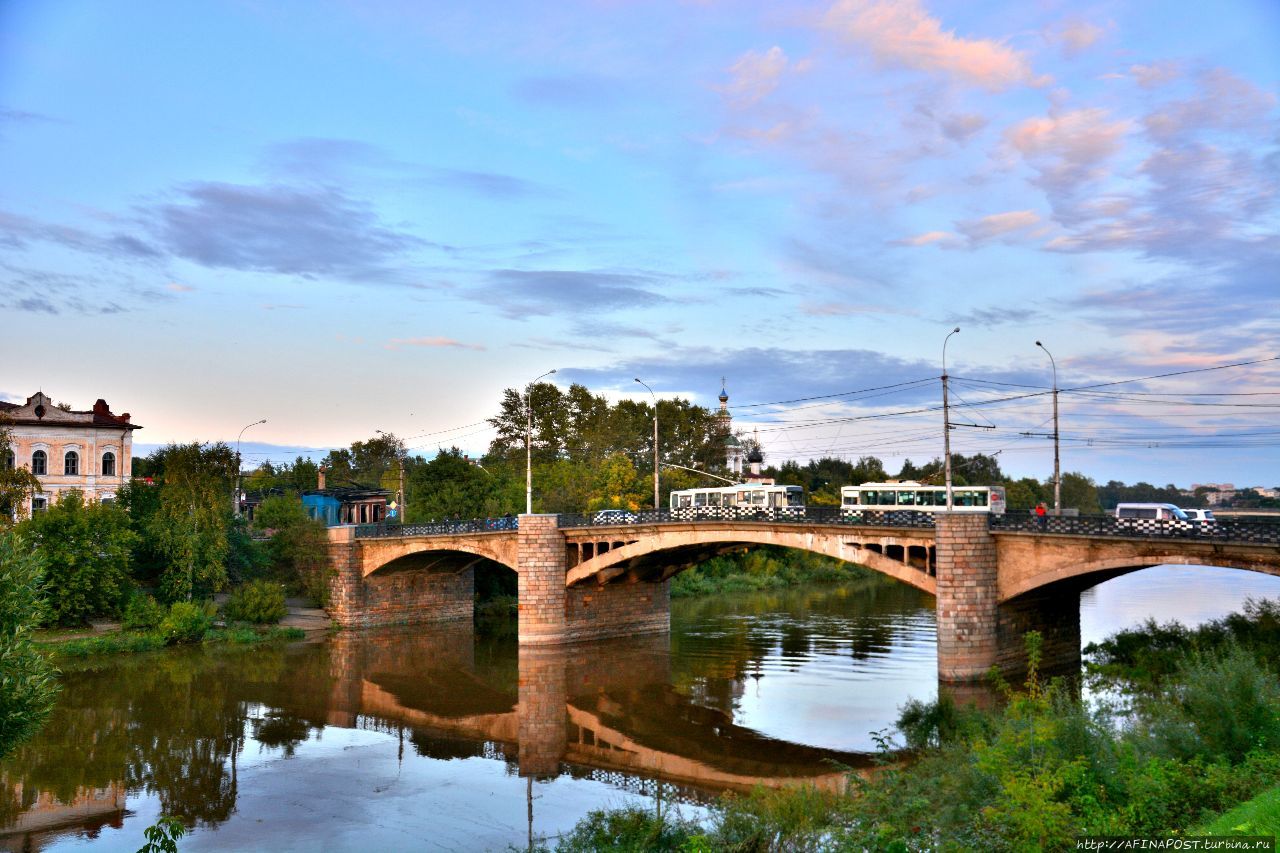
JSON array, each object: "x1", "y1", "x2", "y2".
[
  {"x1": 1181, "y1": 508, "x2": 1216, "y2": 523},
  {"x1": 1114, "y1": 503, "x2": 1190, "y2": 522}
]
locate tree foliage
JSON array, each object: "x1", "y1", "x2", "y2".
[
  {"x1": 147, "y1": 443, "x2": 237, "y2": 602},
  {"x1": 0, "y1": 425, "x2": 42, "y2": 526},
  {"x1": 19, "y1": 490, "x2": 137, "y2": 626},
  {"x1": 253, "y1": 494, "x2": 330, "y2": 604},
  {"x1": 0, "y1": 530, "x2": 59, "y2": 759}
]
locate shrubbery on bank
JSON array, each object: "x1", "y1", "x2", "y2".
[
  {"x1": 548, "y1": 605, "x2": 1280, "y2": 851},
  {"x1": 670, "y1": 547, "x2": 871, "y2": 598}
]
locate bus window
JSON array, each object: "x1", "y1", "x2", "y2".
[
  {"x1": 843, "y1": 493, "x2": 859, "y2": 506},
  {"x1": 975, "y1": 491, "x2": 988, "y2": 506},
  {"x1": 787, "y1": 490, "x2": 803, "y2": 507},
  {"x1": 769, "y1": 492, "x2": 782, "y2": 508},
  {"x1": 918, "y1": 490, "x2": 936, "y2": 506},
  {"x1": 752, "y1": 491, "x2": 765, "y2": 506},
  {"x1": 898, "y1": 490, "x2": 916, "y2": 506},
  {"x1": 709, "y1": 493, "x2": 721, "y2": 507},
  {"x1": 863, "y1": 490, "x2": 879, "y2": 506},
  {"x1": 695, "y1": 492, "x2": 707, "y2": 507}
]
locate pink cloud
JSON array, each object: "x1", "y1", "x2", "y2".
[
  {"x1": 165, "y1": 282, "x2": 195, "y2": 293},
  {"x1": 1130, "y1": 61, "x2": 1180, "y2": 89},
  {"x1": 385, "y1": 337, "x2": 485, "y2": 351},
  {"x1": 822, "y1": 0, "x2": 1044, "y2": 91},
  {"x1": 1143, "y1": 68, "x2": 1277, "y2": 143},
  {"x1": 890, "y1": 230, "x2": 962, "y2": 248},
  {"x1": 1006, "y1": 108, "x2": 1131, "y2": 190},
  {"x1": 956, "y1": 209, "x2": 1041, "y2": 242},
  {"x1": 1051, "y1": 19, "x2": 1106, "y2": 58},
  {"x1": 720, "y1": 46, "x2": 790, "y2": 107}
]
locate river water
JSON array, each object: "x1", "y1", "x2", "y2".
[{"x1": 4, "y1": 565, "x2": 1280, "y2": 852}]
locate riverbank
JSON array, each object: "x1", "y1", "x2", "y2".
[
  {"x1": 550, "y1": 598, "x2": 1280, "y2": 850},
  {"x1": 670, "y1": 547, "x2": 874, "y2": 598},
  {"x1": 34, "y1": 597, "x2": 325, "y2": 659}
]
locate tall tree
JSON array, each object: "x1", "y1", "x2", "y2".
[{"x1": 148, "y1": 443, "x2": 237, "y2": 602}]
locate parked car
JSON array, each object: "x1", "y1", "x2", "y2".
[{"x1": 593, "y1": 509, "x2": 637, "y2": 525}]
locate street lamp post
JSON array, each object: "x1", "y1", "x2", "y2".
[
  {"x1": 1036, "y1": 341, "x2": 1061, "y2": 514},
  {"x1": 235, "y1": 418, "x2": 267, "y2": 517},
  {"x1": 942, "y1": 327, "x2": 960, "y2": 511},
  {"x1": 635, "y1": 378, "x2": 659, "y2": 510},
  {"x1": 526, "y1": 369, "x2": 557, "y2": 514}
]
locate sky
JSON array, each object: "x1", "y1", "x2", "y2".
[{"x1": 1, "y1": 0, "x2": 1277, "y2": 487}]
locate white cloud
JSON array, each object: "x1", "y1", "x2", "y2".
[{"x1": 721, "y1": 46, "x2": 790, "y2": 107}]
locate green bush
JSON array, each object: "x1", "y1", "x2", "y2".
[
  {"x1": 122, "y1": 592, "x2": 165, "y2": 632},
  {"x1": 222, "y1": 580, "x2": 287, "y2": 625},
  {"x1": 159, "y1": 601, "x2": 213, "y2": 644}
]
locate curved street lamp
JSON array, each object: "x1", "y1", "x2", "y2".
[
  {"x1": 1036, "y1": 341, "x2": 1061, "y2": 514},
  {"x1": 526, "y1": 370, "x2": 557, "y2": 514},
  {"x1": 235, "y1": 418, "x2": 267, "y2": 517},
  {"x1": 635, "y1": 378, "x2": 659, "y2": 510},
  {"x1": 942, "y1": 327, "x2": 960, "y2": 511}
]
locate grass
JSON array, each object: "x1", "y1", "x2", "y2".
[
  {"x1": 1193, "y1": 784, "x2": 1280, "y2": 836},
  {"x1": 37, "y1": 624, "x2": 306, "y2": 659}
]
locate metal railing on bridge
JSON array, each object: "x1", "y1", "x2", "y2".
[
  {"x1": 354, "y1": 516, "x2": 519, "y2": 538},
  {"x1": 989, "y1": 512, "x2": 1280, "y2": 545},
  {"x1": 556, "y1": 506, "x2": 936, "y2": 529}
]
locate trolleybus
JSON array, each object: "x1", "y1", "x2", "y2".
[
  {"x1": 840, "y1": 481, "x2": 1005, "y2": 515},
  {"x1": 669, "y1": 484, "x2": 804, "y2": 517}
]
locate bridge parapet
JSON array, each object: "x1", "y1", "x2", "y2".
[{"x1": 990, "y1": 513, "x2": 1280, "y2": 545}]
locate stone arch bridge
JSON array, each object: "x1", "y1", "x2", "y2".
[{"x1": 326, "y1": 510, "x2": 1280, "y2": 681}]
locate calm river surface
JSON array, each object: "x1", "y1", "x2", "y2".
[{"x1": 5, "y1": 565, "x2": 1280, "y2": 852}]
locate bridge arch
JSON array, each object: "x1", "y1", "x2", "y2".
[
  {"x1": 359, "y1": 533, "x2": 519, "y2": 578},
  {"x1": 1001, "y1": 554, "x2": 1280, "y2": 603},
  {"x1": 564, "y1": 526, "x2": 936, "y2": 595}
]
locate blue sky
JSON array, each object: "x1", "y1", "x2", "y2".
[{"x1": 2, "y1": 0, "x2": 1277, "y2": 486}]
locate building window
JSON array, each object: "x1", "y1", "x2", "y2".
[
  {"x1": 3, "y1": 450, "x2": 12, "y2": 470},
  {"x1": 102, "y1": 451, "x2": 116, "y2": 477},
  {"x1": 65, "y1": 450, "x2": 79, "y2": 476},
  {"x1": 32, "y1": 496, "x2": 48, "y2": 513},
  {"x1": 31, "y1": 450, "x2": 47, "y2": 476}
]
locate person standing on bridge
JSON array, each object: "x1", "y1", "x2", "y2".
[{"x1": 1035, "y1": 502, "x2": 1048, "y2": 529}]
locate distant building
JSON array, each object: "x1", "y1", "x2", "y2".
[
  {"x1": 0, "y1": 391, "x2": 139, "y2": 515},
  {"x1": 300, "y1": 468, "x2": 390, "y2": 526},
  {"x1": 716, "y1": 380, "x2": 744, "y2": 476}
]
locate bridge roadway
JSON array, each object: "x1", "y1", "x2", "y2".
[{"x1": 325, "y1": 509, "x2": 1280, "y2": 681}]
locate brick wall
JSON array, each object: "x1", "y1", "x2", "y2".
[
  {"x1": 325, "y1": 527, "x2": 474, "y2": 628},
  {"x1": 996, "y1": 586, "x2": 1082, "y2": 678},
  {"x1": 565, "y1": 580, "x2": 670, "y2": 643},
  {"x1": 518, "y1": 514, "x2": 568, "y2": 645},
  {"x1": 935, "y1": 513, "x2": 999, "y2": 681}
]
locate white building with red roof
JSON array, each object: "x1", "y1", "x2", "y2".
[{"x1": 0, "y1": 391, "x2": 140, "y2": 514}]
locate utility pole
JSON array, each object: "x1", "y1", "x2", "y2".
[
  {"x1": 942, "y1": 328, "x2": 959, "y2": 511},
  {"x1": 1037, "y1": 341, "x2": 1061, "y2": 514},
  {"x1": 635, "y1": 378, "x2": 659, "y2": 509},
  {"x1": 398, "y1": 455, "x2": 406, "y2": 524}
]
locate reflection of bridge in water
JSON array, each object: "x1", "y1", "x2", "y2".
[{"x1": 322, "y1": 626, "x2": 873, "y2": 796}]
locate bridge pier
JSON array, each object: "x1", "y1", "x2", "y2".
[{"x1": 935, "y1": 513, "x2": 1000, "y2": 681}]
